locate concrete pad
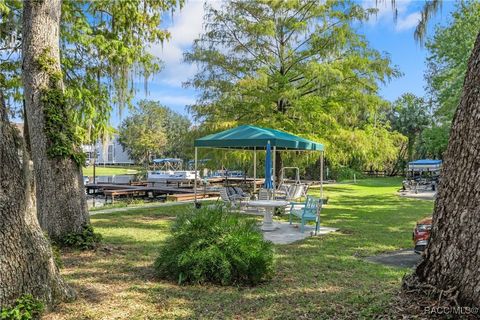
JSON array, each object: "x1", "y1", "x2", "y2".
[
  {"x1": 262, "y1": 221, "x2": 338, "y2": 244},
  {"x1": 365, "y1": 249, "x2": 423, "y2": 268}
]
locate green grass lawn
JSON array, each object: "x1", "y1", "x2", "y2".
[
  {"x1": 46, "y1": 178, "x2": 433, "y2": 320},
  {"x1": 82, "y1": 165, "x2": 141, "y2": 176}
]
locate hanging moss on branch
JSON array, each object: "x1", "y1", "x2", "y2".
[{"x1": 37, "y1": 48, "x2": 85, "y2": 166}]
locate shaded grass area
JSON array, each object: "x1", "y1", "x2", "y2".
[
  {"x1": 82, "y1": 165, "x2": 141, "y2": 177},
  {"x1": 44, "y1": 178, "x2": 433, "y2": 319}
]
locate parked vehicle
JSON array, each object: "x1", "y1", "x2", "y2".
[{"x1": 413, "y1": 217, "x2": 432, "y2": 254}]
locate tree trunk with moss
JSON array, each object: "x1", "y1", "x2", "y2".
[
  {"x1": 22, "y1": 0, "x2": 89, "y2": 239},
  {"x1": 412, "y1": 32, "x2": 480, "y2": 307},
  {"x1": 0, "y1": 91, "x2": 74, "y2": 309}
]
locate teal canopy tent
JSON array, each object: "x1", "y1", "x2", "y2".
[
  {"x1": 194, "y1": 125, "x2": 324, "y2": 150},
  {"x1": 192, "y1": 125, "x2": 325, "y2": 202}
]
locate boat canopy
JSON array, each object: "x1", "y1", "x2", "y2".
[
  {"x1": 407, "y1": 159, "x2": 442, "y2": 172},
  {"x1": 152, "y1": 158, "x2": 183, "y2": 164}
]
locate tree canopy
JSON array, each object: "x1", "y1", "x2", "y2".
[
  {"x1": 118, "y1": 100, "x2": 191, "y2": 165},
  {"x1": 425, "y1": 0, "x2": 480, "y2": 123},
  {"x1": 0, "y1": 0, "x2": 182, "y2": 143},
  {"x1": 185, "y1": 0, "x2": 403, "y2": 171},
  {"x1": 388, "y1": 93, "x2": 430, "y2": 162},
  {"x1": 409, "y1": 0, "x2": 480, "y2": 160}
]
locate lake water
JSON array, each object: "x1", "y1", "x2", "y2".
[{"x1": 84, "y1": 174, "x2": 146, "y2": 209}]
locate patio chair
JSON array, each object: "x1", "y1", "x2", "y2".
[
  {"x1": 228, "y1": 186, "x2": 250, "y2": 207},
  {"x1": 290, "y1": 184, "x2": 308, "y2": 200},
  {"x1": 219, "y1": 187, "x2": 237, "y2": 208},
  {"x1": 219, "y1": 187, "x2": 249, "y2": 209},
  {"x1": 231, "y1": 187, "x2": 251, "y2": 201},
  {"x1": 289, "y1": 196, "x2": 321, "y2": 233},
  {"x1": 258, "y1": 188, "x2": 272, "y2": 200},
  {"x1": 276, "y1": 184, "x2": 307, "y2": 201}
]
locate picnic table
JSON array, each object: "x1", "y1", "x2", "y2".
[{"x1": 247, "y1": 200, "x2": 289, "y2": 231}]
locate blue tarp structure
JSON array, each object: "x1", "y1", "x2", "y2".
[
  {"x1": 408, "y1": 159, "x2": 442, "y2": 166},
  {"x1": 408, "y1": 159, "x2": 442, "y2": 172}
]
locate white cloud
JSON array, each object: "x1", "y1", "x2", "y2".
[
  {"x1": 395, "y1": 11, "x2": 421, "y2": 31},
  {"x1": 134, "y1": 89, "x2": 197, "y2": 113},
  {"x1": 157, "y1": 94, "x2": 196, "y2": 106},
  {"x1": 362, "y1": 0, "x2": 420, "y2": 32},
  {"x1": 150, "y1": 0, "x2": 221, "y2": 88}
]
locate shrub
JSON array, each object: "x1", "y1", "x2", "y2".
[
  {"x1": 59, "y1": 225, "x2": 102, "y2": 250},
  {"x1": 330, "y1": 166, "x2": 365, "y2": 181},
  {"x1": 154, "y1": 207, "x2": 274, "y2": 286},
  {"x1": 0, "y1": 295, "x2": 44, "y2": 320}
]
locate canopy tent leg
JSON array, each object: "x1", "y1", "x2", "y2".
[
  {"x1": 272, "y1": 146, "x2": 276, "y2": 198},
  {"x1": 315, "y1": 150, "x2": 324, "y2": 236},
  {"x1": 253, "y1": 147, "x2": 257, "y2": 193},
  {"x1": 320, "y1": 151, "x2": 324, "y2": 200},
  {"x1": 194, "y1": 147, "x2": 198, "y2": 206}
]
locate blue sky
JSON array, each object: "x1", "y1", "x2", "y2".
[{"x1": 114, "y1": 0, "x2": 457, "y2": 127}]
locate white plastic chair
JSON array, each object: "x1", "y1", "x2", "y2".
[{"x1": 258, "y1": 188, "x2": 272, "y2": 200}]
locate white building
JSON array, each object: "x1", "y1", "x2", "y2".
[{"x1": 83, "y1": 134, "x2": 134, "y2": 165}]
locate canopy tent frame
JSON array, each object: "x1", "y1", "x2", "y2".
[
  {"x1": 193, "y1": 147, "x2": 324, "y2": 198},
  {"x1": 193, "y1": 125, "x2": 325, "y2": 211}
]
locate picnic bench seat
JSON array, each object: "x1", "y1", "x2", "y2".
[
  {"x1": 166, "y1": 193, "x2": 214, "y2": 202},
  {"x1": 103, "y1": 188, "x2": 149, "y2": 204}
]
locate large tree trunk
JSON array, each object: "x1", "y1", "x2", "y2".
[
  {"x1": 0, "y1": 92, "x2": 74, "y2": 309},
  {"x1": 413, "y1": 32, "x2": 480, "y2": 307},
  {"x1": 22, "y1": 0, "x2": 89, "y2": 240}
]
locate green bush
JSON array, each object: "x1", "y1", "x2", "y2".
[
  {"x1": 330, "y1": 166, "x2": 365, "y2": 181},
  {"x1": 0, "y1": 295, "x2": 44, "y2": 320},
  {"x1": 59, "y1": 225, "x2": 102, "y2": 250},
  {"x1": 154, "y1": 207, "x2": 274, "y2": 286}
]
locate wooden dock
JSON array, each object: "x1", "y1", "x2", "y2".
[{"x1": 86, "y1": 183, "x2": 218, "y2": 203}]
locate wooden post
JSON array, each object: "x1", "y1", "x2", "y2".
[{"x1": 253, "y1": 147, "x2": 257, "y2": 193}]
